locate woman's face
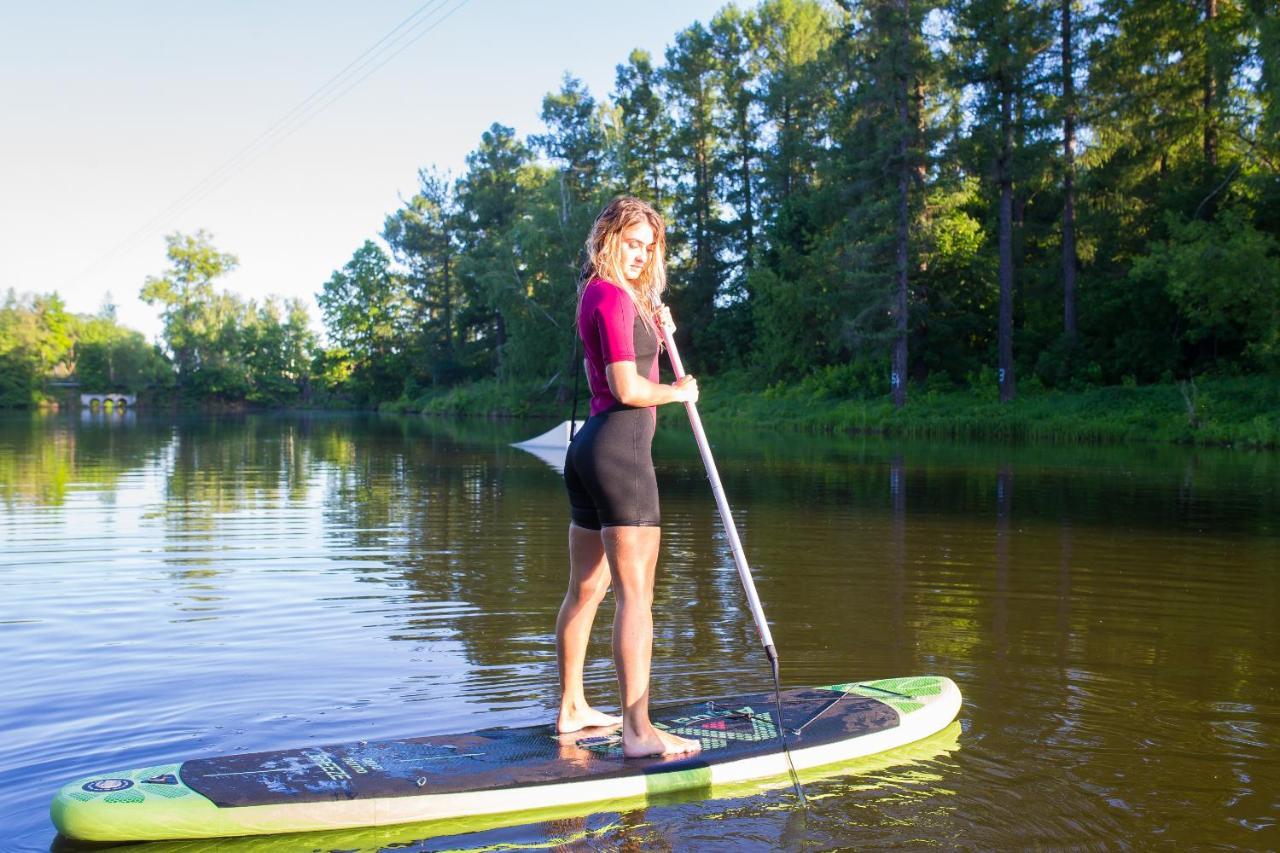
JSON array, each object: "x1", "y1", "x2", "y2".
[{"x1": 619, "y1": 220, "x2": 657, "y2": 285}]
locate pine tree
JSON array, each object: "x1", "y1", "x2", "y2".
[
  {"x1": 948, "y1": 0, "x2": 1055, "y2": 401},
  {"x1": 383, "y1": 168, "x2": 462, "y2": 385},
  {"x1": 610, "y1": 50, "x2": 672, "y2": 203},
  {"x1": 663, "y1": 22, "x2": 724, "y2": 362},
  {"x1": 453, "y1": 124, "x2": 535, "y2": 378},
  {"x1": 1060, "y1": 0, "x2": 1080, "y2": 341}
]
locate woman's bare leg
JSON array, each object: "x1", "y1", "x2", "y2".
[
  {"x1": 556, "y1": 523, "x2": 623, "y2": 733},
  {"x1": 604, "y1": 525, "x2": 700, "y2": 758}
]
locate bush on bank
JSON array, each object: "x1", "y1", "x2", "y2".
[{"x1": 384, "y1": 374, "x2": 1279, "y2": 449}]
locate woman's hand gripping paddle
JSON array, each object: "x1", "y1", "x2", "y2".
[{"x1": 658, "y1": 308, "x2": 807, "y2": 809}]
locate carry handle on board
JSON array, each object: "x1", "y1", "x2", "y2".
[{"x1": 658, "y1": 308, "x2": 806, "y2": 807}]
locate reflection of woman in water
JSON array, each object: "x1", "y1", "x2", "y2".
[{"x1": 556, "y1": 197, "x2": 701, "y2": 758}]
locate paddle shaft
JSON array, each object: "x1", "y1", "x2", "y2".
[
  {"x1": 660, "y1": 317, "x2": 805, "y2": 806},
  {"x1": 658, "y1": 322, "x2": 778, "y2": 661}
]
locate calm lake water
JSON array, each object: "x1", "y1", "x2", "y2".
[{"x1": 1, "y1": 411, "x2": 1276, "y2": 850}]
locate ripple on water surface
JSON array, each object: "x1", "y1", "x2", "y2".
[{"x1": 1, "y1": 414, "x2": 1277, "y2": 850}]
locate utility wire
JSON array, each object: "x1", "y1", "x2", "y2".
[
  {"x1": 114, "y1": 0, "x2": 453, "y2": 241},
  {"x1": 67, "y1": 0, "x2": 471, "y2": 286},
  {"x1": 251, "y1": 0, "x2": 470, "y2": 167}
]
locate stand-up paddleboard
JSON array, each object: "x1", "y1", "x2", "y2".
[
  {"x1": 57, "y1": 721, "x2": 964, "y2": 853},
  {"x1": 52, "y1": 676, "x2": 960, "y2": 843}
]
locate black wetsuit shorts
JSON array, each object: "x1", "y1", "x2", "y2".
[{"x1": 564, "y1": 405, "x2": 660, "y2": 530}]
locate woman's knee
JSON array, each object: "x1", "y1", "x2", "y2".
[
  {"x1": 566, "y1": 573, "x2": 610, "y2": 605},
  {"x1": 610, "y1": 574, "x2": 653, "y2": 609},
  {"x1": 613, "y1": 591, "x2": 653, "y2": 614},
  {"x1": 602, "y1": 525, "x2": 658, "y2": 604}
]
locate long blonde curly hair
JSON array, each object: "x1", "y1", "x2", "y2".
[{"x1": 579, "y1": 196, "x2": 667, "y2": 328}]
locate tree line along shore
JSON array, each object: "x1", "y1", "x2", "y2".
[{"x1": 2, "y1": 1, "x2": 1276, "y2": 448}]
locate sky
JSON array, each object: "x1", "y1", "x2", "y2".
[{"x1": 1, "y1": 0, "x2": 729, "y2": 342}]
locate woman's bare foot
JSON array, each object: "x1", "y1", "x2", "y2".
[
  {"x1": 622, "y1": 725, "x2": 702, "y2": 758},
  {"x1": 557, "y1": 705, "x2": 623, "y2": 734}
]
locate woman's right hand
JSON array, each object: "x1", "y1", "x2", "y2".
[{"x1": 673, "y1": 374, "x2": 698, "y2": 404}]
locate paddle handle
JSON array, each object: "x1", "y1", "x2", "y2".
[{"x1": 659, "y1": 316, "x2": 777, "y2": 654}]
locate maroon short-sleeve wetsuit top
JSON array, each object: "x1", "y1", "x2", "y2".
[{"x1": 577, "y1": 278, "x2": 660, "y2": 417}]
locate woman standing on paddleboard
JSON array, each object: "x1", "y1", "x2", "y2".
[{"x1": 557, "y1": 197, "x2": 701, "y2": 758}]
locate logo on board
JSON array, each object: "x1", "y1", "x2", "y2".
[{"x1": 82, "y1": 778, "x2": 134, "y2": 793}]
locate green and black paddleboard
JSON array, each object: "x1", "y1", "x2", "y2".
[{"x1": 51, "y1": 675, "x2": 961, "y2": 842}]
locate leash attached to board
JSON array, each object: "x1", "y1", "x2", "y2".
[{"x1": 658, "y1": 310, "x2": 807, "y2": 808}]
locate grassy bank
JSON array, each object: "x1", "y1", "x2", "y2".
[{"x1": 384, "y1": 374, "x2": 1279, "y2": 449}]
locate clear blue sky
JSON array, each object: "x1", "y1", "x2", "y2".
[{"x1": 1, "y1": 0, "x2": 730, "y2": 340}]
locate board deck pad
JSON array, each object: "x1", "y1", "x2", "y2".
[
  {"x1": 182, "y1": 687, "x2": 897, "y2": 807},
  {"x1": 52, "y1": 676, "x2": 960, "y2": 842}
]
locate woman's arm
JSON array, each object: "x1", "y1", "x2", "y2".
[{"x1": 605, "y1": 361, "x2": 698, "y2": 407}]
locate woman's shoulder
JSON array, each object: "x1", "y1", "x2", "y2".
[{"x1": 583, "y1": 278, "x2": 635, "y2": 312}]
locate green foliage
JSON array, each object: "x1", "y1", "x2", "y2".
[
  {"x1": 383, "y1": 168, "x2": 467, "y2": 387},
  {"x1": 700, "y1": 372, "x2": 1280, "y2": 448},
  {"x1": 0, "y1": 291, "x2": 175, "y2": 406},
  {"x1": 788, "y1": 360, "x2": 892, "y2": 400},
  {"x1": 610, "y1": 50, "x2": 672, "y2": 202},
  {"x1": 1131, "y1": 208, "x2": 1280, "y2": 369},
  {"x1": 390, "y1": 376, "x2": 565, "y2": 419},
  {"x1": 73, "y1": 314, "x2": 172, "y2": 395},
  {"x1": 747, "y1": 262, "x2": 832, "y2": 381},
  {"x1": 1033, "y1": 334, "x2": 1100, "y2": 390},
  {"x1": 318, "y1": 240, "x2": 409, "y2": 404},
  {"x1": 0, "y1": 348, "x2": 41, "y2": 408},
  {"x1": 140, "y1": 230, "x2": 242, "y2": 399},
  {"x1": 307, "y1": 0, "x2": 1277, "y2": 422},
  {"x1": 0, "y1": 291, "x2": 75, "y2": 406},
  {"x1": 241, "y1": 298, "x2": 318, "y2": 406},
  {"x1": 99, "y1": 230, "x2": 321, "y2": 407}
]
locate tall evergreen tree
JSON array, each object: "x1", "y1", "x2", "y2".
[
  {"x1": 664, "y1": 22, "x2": 725, "y2": 363},
  {"x1": 710, "y1": 5, "x2": 763, "y2": 277},
  {"x1": 1086, "y1": 0, "x2": 1263, "y2": 378},
  {"x1": 755, "y1": 0, "x2": 838, "y2": 228},
  {"x1": 743, "y1": 0, "x2": 842, "y2": 380},
  {"x1": 532, "y1": 74, "x2": 608, "y2": 207},
  {"x1": 610, "y1": 49, "x2": 672, "y2": 203},
  {"x1": 383, "y1": 168, "x2": 462, "y2": 385},
  {"x1": 531, "y1": 77, "x2": 613, "y2": 390},
  {"x1": 453, "y1": 124, "x2": 535, "y2": 378},
  {"x1": 948, "y1": 0, "x2": 1054, "y2": 401},
  {"x1": 1060, "y1": 0, "x2": 1080, "y2": 341}
]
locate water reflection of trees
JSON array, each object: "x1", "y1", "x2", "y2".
[
  {"x1": 154, "y1": 417, "x2": 320, "y2": 601},
  {"x1": 9, "y1": 411, "x2": 1276, "y2": 831},
  {"x1": 292, "y1": 415, "x2": 785, "y2": 704},
  {"x1": 0, "y1": 411, "x2": 174, "y2": 508},
  {"x1": 656, "y1": 429, "x2": 1278, "y2": 539}
]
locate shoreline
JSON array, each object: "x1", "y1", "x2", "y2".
[
  {"x1": 10, "y1": 374, "x2": 1275, "y2": 450},
  {"x1": 382, "y1": 374, "x2": 1279, "y2": 450}
]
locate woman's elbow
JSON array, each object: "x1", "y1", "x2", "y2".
[
  {"x1": 608, "y1": 377, "x2": 642, "y2": 406},
  {"x1": 613, "y1": 385, "x2": 642, "y2": 406}
]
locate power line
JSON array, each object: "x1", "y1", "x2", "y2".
[
  {"x1": 67, "y1": 0, "x2": 472, "y2": 287},
  {"x1": 115, "y1": 0, "x2": 454, "y2": 242},
  {"x1": 243, "y1": 0, "x2": 471, "y2": 174}
]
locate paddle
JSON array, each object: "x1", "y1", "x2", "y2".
[{"x1": 658, "y1": 311, "x2": 807, "y2": 808}]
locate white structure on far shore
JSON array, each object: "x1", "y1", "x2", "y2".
[{"x1": 80, "y1": 393, "x2": 136, "y2": 409}]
